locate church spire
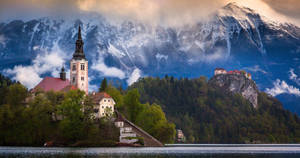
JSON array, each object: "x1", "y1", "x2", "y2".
[
  {"x1": 72, "y1": 25, "x2": 86, "y2": 60},
  {"x1": 78, "y1": 25, "x2": 82, "y2": 40}
]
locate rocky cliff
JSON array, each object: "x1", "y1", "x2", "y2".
[{"x1": 209, "y1": 74, "x2": 259, "y2": 108}]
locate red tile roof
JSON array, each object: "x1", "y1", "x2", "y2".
[
  {"x1": 90, "y1": 92, "x2": 112, "y2": 104},
  {"x1": 33, "y1": 77, "x2": 71, "y2": 92},
  {"x1": 61, "y1": 85, "x2": 78, "y2": 93}
]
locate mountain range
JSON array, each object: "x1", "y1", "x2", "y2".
[{"x1": 0, "y1": 3, "x2": 299, "y2": 114}]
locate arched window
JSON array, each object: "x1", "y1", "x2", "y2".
[{"x1": 81, "y1": 64, "x2": 85, "y2": 70}]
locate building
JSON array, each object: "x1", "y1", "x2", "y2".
[
  {"x1": 115, "y1": 116, "x2": 138, "y2": 144},
  {"x1": 214, "y1": 68, "x2": 252, "y2": 80},
  {"x1": 246, "y1": 73, "x2": 252, "y2": 80},
  {"x1": 214, "y1": 68, "x2": 227, "y2": 75},
  {"x1": 176, "y1": 129, "x2": 186, "y2": 143},
  {"x1": 32, "y1": 26, "x2": 88, "y2": 94},
  {"x1": 114, "y1": 111, "x2": 164, "y2": 147},
  {"x1": 91, "y1": 92, "x2": 115, "y2": 118},
  {"x1": 70, "y1": 26, "x2": 89, "y2": 94},
  {"x1": 32, "y1": 67, "x2": 77, "y2": 93}
]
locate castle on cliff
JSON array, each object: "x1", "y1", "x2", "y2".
[{"x1": 214, "y1": 68, "x2": 252, "y2": 80}]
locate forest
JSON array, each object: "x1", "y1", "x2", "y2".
[
  {"x1": 1, "y1": 73, "x2": 300, "y2": 145},
  {"x1": 130, "y1": 76, "x2": 300, "y2": 143},
  {"x1": 0, "y1": 74, "x2": 175, "y2": 146}
]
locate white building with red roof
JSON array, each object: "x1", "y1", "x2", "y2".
[{"x1": 91, "y1": 92, "x2": 115, "y2": 118}]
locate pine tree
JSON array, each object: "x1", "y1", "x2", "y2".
[{"x1": 99, "y1": 78, "x2": 108, "y2": 92}]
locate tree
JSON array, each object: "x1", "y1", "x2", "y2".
[
  {"x1": 99, "y1": 78, "x2": 108, "y2": 92},
  {"x1": 136, "y1": 103, "x2": 176, "y2": 144},
  {"x1": 58, "y1": 90, "x2": 85, "y2": 142},
  {"x1": 106, "y1": 85, "x2": 124, "y2": 109},
  {"x1": 123, "y1": 89, "x2": 145, "y2": 123},
  {"x1": 5, "y1": 84, "x2": 27, "y2": 108}
]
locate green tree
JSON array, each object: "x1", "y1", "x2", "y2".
[
  {"x1": 5, "y1": 84, "x2": 27, "y2": 108},
  {"x1": 136, "y1": 103, "x2": 176, "y2": 144},
  {"x1": 99, "y1": 78, "x2": 108, "y2": 92},
  {"x1": 123, "y1": 89, "x2": 145, "y2": 123},
  {"x1": 58, "y1": 90, "x2": 85, "y2": 142},
  {"x1": 106, "y1": 85, "x2": 124, "y2": 109}
]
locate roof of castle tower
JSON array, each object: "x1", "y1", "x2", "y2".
[{"x1": 32, "y1": 77, "x2": 72, "y2": 93}]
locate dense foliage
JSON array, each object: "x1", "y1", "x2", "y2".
[
  {"x1": 0, "y1": 74, "x2": 175, "y2": 146},
  {"x1": 0, "y1": 83, "x2": 119, "y2": 146},
  {"x1": 0, "y1": 74, "x2": 16, "y2": 105},
  {"x1": 130, "y1": 76, "x2": 300, "y2": 143},
  {"x1": 106, "y1": 86, "x2": 176, "y2": 144}
]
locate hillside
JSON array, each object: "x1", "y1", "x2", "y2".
[{"x1": 130, "y1": 76, "x2": 300, "y2": 143}]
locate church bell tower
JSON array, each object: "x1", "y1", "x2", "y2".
[{"x1": 70, "y1": 26, "x2": 88, "y2": 94}]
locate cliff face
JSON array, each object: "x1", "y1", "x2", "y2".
[{"x1": 209, "y1": 74, "x2": 259, "y2": 108}]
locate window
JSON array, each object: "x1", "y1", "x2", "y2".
[
  {"x1": 81, "y1": 64, "x2": 85, "y2": 70},
  {"x1": 108, "y1": 100, "x2": 110, "y2": 102},
  {"x1": 81, "y1": 77, "x2": 84, "y2": 81},
  {"x1": 104, "y1": 99, "x2": 106, "y2": 102},
  {"x1": 94, "y1": 109, "x2": 99, "y2": 113},
  {"x1": 72, "y1": 77, "x2": 75, "y2": 83},
  {"x1": 72, "y1": 64, "x2": 76, "y2": 71},
  {"x1": 102, "y1": 106, "x2": 104, "y2": 109}
]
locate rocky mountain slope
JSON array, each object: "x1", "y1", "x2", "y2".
[
  {"x1": 209, "y1": 74, "x2": 259, "y2": 108},
  {"x1": 0, "y1": 3, "x2": 299, "y2": 113}
]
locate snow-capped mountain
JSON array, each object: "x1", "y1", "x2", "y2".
[{"x1": 0, "y1": 3, "x2": 300, "y2": 113}]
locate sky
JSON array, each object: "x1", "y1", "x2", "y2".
[{"x1": 0, "y1": 0, "x2": 299, "y2": 26}]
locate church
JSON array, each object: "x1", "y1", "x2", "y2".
[
  {"x1": 32, "y1": 26, "x2": 115, "y2": 118},
  {"x1": 33, "y1": 26, "x2": 88, "y2": 94}
]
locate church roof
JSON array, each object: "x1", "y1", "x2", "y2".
[
  {"x1": 90, "y1": 92, "x2": 112, "y2": 104},
  {"x1": 32, "y1": 77, "x2": 72, "y2": 93}
]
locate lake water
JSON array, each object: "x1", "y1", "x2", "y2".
[{"x1": 0, "y1": 144, "x2": 300, "y2": 158}]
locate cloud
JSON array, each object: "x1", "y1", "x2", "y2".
[
  {"x1": 91, "y1": 57, "x2": 126, "y2": 79},
  {"x1": 289, "y1": 68, "x2": 300, "y2": 86},
  {"x1": 1, "y1": 0, "x2": 299, "y2": 26},
  {"x1": 77, "y1": 0, "x2": 229, "y2": 26},
  {"x1": 5, "y1": 66, "x2": 42, "y2": 89},
  {"x1": 243, "y1": 65, "x2": 267, "y2": 74},
  {"x1": 88, "y1": 84, "x2": 98, "y2": 92},
  {"x1": 262, "y1": 0, "x2": 300, "y2": 20},
  {"x1": 127, "y1": 68, "x2": 142, "y2": 85},
  {"x1": 3, "y1": 44, "x2": 67, "y2": 89},
  {"x1": 0, "y1": 35, "x2": 6, "y2": 46},
  {"x1": 265, "y1": 79, "x2": 300, "y2": 97}
]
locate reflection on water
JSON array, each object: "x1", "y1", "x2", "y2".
[{"x1": 1, "y1": 145, "x2": 300, "y2": 158}]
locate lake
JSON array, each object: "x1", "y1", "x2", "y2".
[{"x1": 0, "y1": 144, "x2": 300, "y2": 158}]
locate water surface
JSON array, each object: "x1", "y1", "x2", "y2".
[{"x1": 1, "y1": 144, "x2": 300, "y2": 158}]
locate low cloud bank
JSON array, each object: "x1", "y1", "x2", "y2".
[{"x1": 265, "y1": 79, "x2": 300, "y2": 97}]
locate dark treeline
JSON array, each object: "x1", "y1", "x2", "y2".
[{"x1": 129, "y1": 76, "x2": 300, "y2": 143}]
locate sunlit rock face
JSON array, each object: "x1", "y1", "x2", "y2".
[{"x1": 209, "y1": 74, "x2": 259, "y2": 108}]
